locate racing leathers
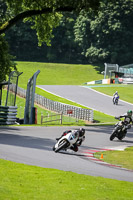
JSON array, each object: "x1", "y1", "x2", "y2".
[
  {"x1": 116, "y1": 113, "x2": 133, "y2": 129},
  {"x1": 113, "y1": 92, "x2": 119, "y2": 104}
]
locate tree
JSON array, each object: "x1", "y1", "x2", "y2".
[
  {"x1": 74, "y1": 0, "x2": 133, "y2": 65},
  {"x1": 74, "y1": 10, "x2": 92, "y2": 60},
  {"x1": 89, "y1": 0, "x2": 133, "y2": 65},
  {"x1": 0, "y1": 0, "x2": 16, "y2": 82},
  {"x1": 0, "y1": 0, "x2": 100, "y2": 45},
  {"x1": 0, "y1": 0, "x2": 102, "y2": 81},
  {"x1": 5, "y1": 21, "x2": 47, "y2": 62},
  {"x1": 5, "y1": 15, "x2": 86, "y2": 63},
  {"x1": 0, "y1": 35, "x2": 16, "y2": 82},
  {"x1": 2, "y1": 0, "x2": 121, "y2": 81}
]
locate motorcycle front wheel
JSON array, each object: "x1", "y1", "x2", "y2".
[
  {"x1": 110, "y1": 129, "x2": 117, "y2": 141},
  {"x1": 54, "y1": 139, "x2": 69, "y2": 153}
]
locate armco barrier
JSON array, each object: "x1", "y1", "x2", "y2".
[
  {"x1": 0, "y1": 105, "x2": 17, "y2": 125},
  {"x1": 34, "y1": 93, "x2": 93, "y2": 122},
  {"x1": 9, "y1": 86, "x2": 94, "y2": 122}
]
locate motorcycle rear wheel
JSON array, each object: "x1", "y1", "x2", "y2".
[
  {"x1": 118, "y1": 135, "x2": 124, "y2": 140},
  {"x1": 118, "y1": 131, "x2": 126, "y2": 140},
  {"x1": 54, "y1": 139, "x2": 69, "y2": 153},
  {"x1": 115, "y1": 99, "x2": 118, "y2": 105}
]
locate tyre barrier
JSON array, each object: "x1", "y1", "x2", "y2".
[{"x1": 0, "y1": 105, "x2": 17, "y2": 125}]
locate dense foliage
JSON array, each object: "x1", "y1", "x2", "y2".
[
  {"x1": 5, "y1": 15, "x2": 86, "y2": 63},
  {"x1": 0, "y1": 0, "x2": 133, "y2": 80},
  {"x1": 0, "y1": 35, "x2": 16, "y2": 82},
  {"x1": 0, "y1": 0, "x2": 100, "y2": 80},
  {"x1": 3, "y1": 0, "x2": 133, "y2": 65},
  {"x1": 0, "y1": 0, "x2": 16, "y2": 82},
  {"x1": 74, "y1": 0, "x2": 133, "y2": 65},
  {"x1": 0, "y1": 0, "x2": 100, "y2": 45}
]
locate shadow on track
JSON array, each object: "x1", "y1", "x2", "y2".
[{"x1": 0, "y1": 133, "x2": 55, "y2": 151}]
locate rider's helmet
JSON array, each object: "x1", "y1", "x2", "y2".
[
  {"x1": 127, "y1": 110, "x2": 132, "y2": 117},
  {"x1": 79, "y1": 128, "x2": 85, "y2": 137}
]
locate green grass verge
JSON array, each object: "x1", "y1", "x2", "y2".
[
  {"x1": 91, "y1": 84, "x2": 133, "y2": 104},
  {"x1": 0, "y1": 159, "x2": 133, "y2": 200},
  {"x1": 94, "y1": 146, "x2": 133, "y2": 170},
  {"x1": 16, "y1": 61, "x2": 103, "y2": 88}
]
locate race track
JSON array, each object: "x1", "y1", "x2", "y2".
[
  {"x1": 0, "y1": 126, "x2": 133, "y2": 182},
  {"x1": 0, "y1": 85, "x2": 133, "y2": 182},
  {"x1": 37, "y1": 85, "x2": 133, "y2": 116}
]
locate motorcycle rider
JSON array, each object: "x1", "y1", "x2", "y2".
[
  {"x1": 56, "y1": 128, "x2": 85, "y2": 152},
  {"x1": 110, "y1": 110, "x2": 133, "y2": 141},
  {"x1": 115, "y1": 110, "x2": 133, "y2": 129},
  {"x1": 113, "y1": 91, "x2": 119, "y2": 104}
]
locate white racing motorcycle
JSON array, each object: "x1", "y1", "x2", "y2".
[{"x1": 53, "y1": 130, "x2": 79, "y2": 153}]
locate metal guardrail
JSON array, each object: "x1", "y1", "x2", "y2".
[
  {"x1": 0, "y1": 105, "x2": 17, "y2": 125},
  {"x1": 35, "y1": 94, "x2": 93, "y2": 122},
  {"x1": 8, "y1": 85, "x2": 94, "y2": 122}
]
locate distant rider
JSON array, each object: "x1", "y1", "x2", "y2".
[
  {"x1": 56, "y1": 128, "x2": 85, "y2": 152},
  {"x1": 115, "y1": 110, "x2": 133, "y2": 129},
  {"x1": 113, "y1": 91, "x2": 119, "y2": 104}
]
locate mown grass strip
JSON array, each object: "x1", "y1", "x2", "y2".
[
  {"x1": 92, "y1": 84, "x2": 133, "y2": 104},
  {"x1": 0, "y1": 159, "x2": 133, "y2": 200},
  {"x1": 94, "y1": 147, "x2": 133, "y2": 170},
  {"x1": 16, "y1": 61, "x2": 103, "y2": 87}
]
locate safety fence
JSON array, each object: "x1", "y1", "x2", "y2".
[
  {"x1": 0, "y1": 105, "x2": 17, "y2": 125},
  {"x1": 9, "y1": 86, "x2": 94, "y2": 122}
]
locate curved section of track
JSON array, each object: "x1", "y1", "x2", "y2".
[
  {"x1": 0, "y1": 126, "x2": 133, "y2": 182},
  {"x1": 37, "y1": 85, "x2": 133, "y2": 116},
  {"x1": 1, "y1": 85, "x2": 133, "y2": 181}
]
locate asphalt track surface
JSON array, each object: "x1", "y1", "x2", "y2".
[
  {"x1": 0, "y1": 126, "x2": 133, "y2": 182},
  {"x1": 0, "y1": 85, "x2": 133, "y2": 182},
  {"x1": 37, "y1": 85, "x2": 133, "y2": 116}
]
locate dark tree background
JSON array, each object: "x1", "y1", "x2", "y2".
[{"x1": 0, "y1": 0, "x2": 133, "y2": 81}]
